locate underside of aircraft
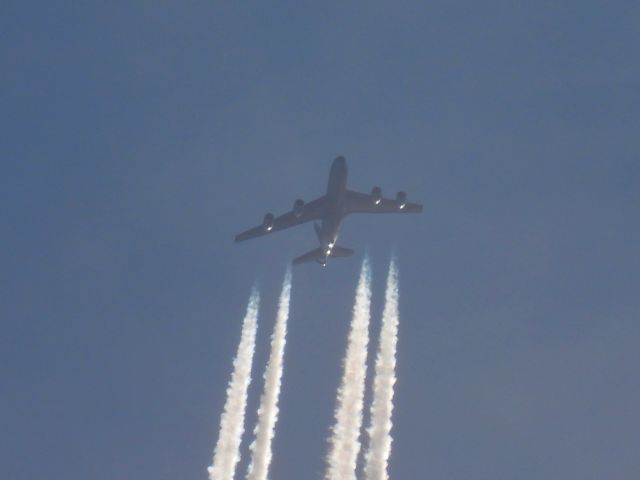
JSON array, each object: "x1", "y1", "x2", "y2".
[{"x1": 234, "y1": 156, "x2": 423, "y2": 266}]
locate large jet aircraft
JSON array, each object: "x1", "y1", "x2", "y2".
[{"x1": 234, "y1": 156, "x2": 423, "y2": 266}]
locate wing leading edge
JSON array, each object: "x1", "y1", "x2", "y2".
[{"x1": 234, "y1": 195, "x2": 327, "y2": 242}]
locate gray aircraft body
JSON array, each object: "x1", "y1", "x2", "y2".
[{"x1": 235, "y1": 156, "x2": 423, "y2": 266}]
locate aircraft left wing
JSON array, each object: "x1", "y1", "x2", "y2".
[
  {"x1": 235, "y1": 195, "x2": 327, "y2": 242},
  {"x1": 344, "y1": 190, "x2": 423, "y2": 214}
]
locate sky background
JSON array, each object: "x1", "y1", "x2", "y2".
[{"x1": 2, "y1": 2, "x2": 639, "y2": 479}]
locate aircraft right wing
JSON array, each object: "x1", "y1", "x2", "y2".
[
  {"x1": 344, "y1": 190, "x2": 423, "y2": 214},
  {"x1": 235, "y1": 195, "x2": 327, "y2": 242}
]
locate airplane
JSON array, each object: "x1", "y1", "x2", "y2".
[{"x1": 234, "y1": 156, "x2": 423, "y2": 266}]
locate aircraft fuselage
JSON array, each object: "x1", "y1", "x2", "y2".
[{"x1": 317, "y1": 156, "x2": 348, "y2": 260}]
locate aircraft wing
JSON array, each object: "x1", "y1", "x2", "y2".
[
  {"x1": 235, "y1": 195, "x2": 327, "y2": 242},
  {"x1": 344, "y1": 190, "x2": 423, "y2": 214}
]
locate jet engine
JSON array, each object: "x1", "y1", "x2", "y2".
[
  {"x1": 371, "y1": 186, "x2": 382, "y2": 205},
  {"x1": 293, "y1": 199, "x2": 305, "y2": 218},
  {"x1": 396, "y1": 191, "x2": 407, "y2": 209},
  {"x1": 263, "y1": 212, "x2": 275, "y2": 231}
]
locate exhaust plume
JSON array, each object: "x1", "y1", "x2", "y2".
[
  {"x1": 246, "y1": 267, "x2": 293, "y2": 480},
  {"x1": 325, "y1": 257, "x2": 372, "y2": 480},
  {"x1": 208, "y1": 290, "x2": 260, "y2": 480},
  {"x1": 364, "y1": 258, "x2": 399, "y2": 480}
]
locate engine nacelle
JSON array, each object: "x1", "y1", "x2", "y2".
[
  {"x1": 263, "y1": 212, "x2": 275, "y2": 231},
  {"x1": 293, "y1": 199, "x2": 305, "y2": 218},
  {"x1": 396, "y1": 191, "x2": 407, "y2": 209},
  {"x1": 371, "y1": 186, "x2": 382, "y2": 205}
]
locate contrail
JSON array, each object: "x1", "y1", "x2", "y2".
[
  {"x1": 364, "y1": 258, "x2": 399, "y2": 480},
  {"x1": 325, "y1": 257, "x2": 372, "y2": 480},
  {"x1": 208, "y1": 290, "x2": 260, "y2": 480},
  {"x1": 246, "y1": 267, "x2": 293, "y2": 480}
]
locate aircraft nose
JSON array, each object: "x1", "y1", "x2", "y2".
[{"x1": 332, "y1": 156, "x2": 347, "y2": 174}]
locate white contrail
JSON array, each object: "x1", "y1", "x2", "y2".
[
  {"x1": 208, "y1": 290, "x2": 260, "y2": 480},
  {"x1": 364, "y1": 258, "x2": 399, "y2": 480},
  {"x1": 246, "y1": 267, "x2": 293, "y2": 480},
  {"x1": 325, "y1": 257, "x2": 372, "y2": 480}
]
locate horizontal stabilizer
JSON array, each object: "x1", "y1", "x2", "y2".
[
  {"x1": 293, "y1": 245, "x2": 355, "y2": 265},
  {"x1": 330, "y1": 246, "x2": 355, "y2": 258}
]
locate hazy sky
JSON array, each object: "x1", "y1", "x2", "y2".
[{"x1": 2, "y1": 2, "x2": 639, "y2": 479}]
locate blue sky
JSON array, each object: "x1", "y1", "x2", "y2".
[{"x1": 2, "y1": 2, "x2": 639, "y2": 479}]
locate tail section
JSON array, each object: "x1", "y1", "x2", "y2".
[
  {"x1": 293, "y1": 248, "x2": 324, "y2": 265},
  {"x1": 293, "y1": 245, "x2": 355, "y2": 266}
]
